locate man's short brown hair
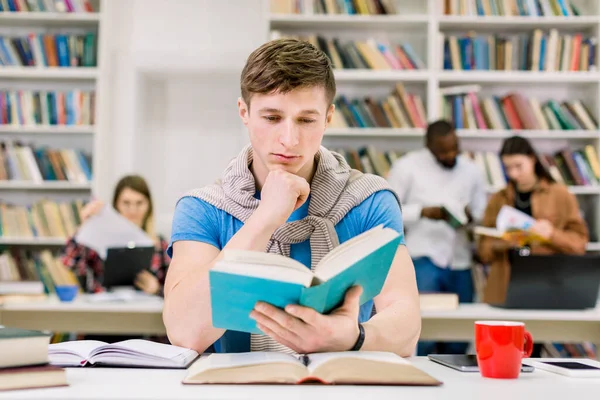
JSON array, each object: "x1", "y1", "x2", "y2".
[{"x1": 240, "y1": 38, "x2": 336, "y2": 109}]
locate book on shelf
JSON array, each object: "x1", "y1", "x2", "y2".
[
  {"x1": 463, "y1": 145, "x2": 600, "y2": 190},
  {"x1": 441, "y1": 29, "x2": 597, "y2": 72},
  {"x1": 329, "y1": 83, "x2": 426, "y2": 129},
  {"x1": 271, "y1": 31, "x2": 425, "y2": 71},
  {"x1": 183, "y1": 351, "x2": 441, "y2": 386},
  {"x1": 0, "y1": 32, "x2": 97, "y2": 67},
  {"x1": 0, "y1": 90, "x2": 96, "y2": 127},
  {"x1": 0, "y1": 248, "x2": 80, "y2": 295},
  {"x1": 443, "y1": 0, "x2": 581, "y2": 17},
  {"x1": 440, "y1": 86, "x2": 599, "y2": 131},
  {"x1": 270, "y1": 0, "x2": 397, "y2": 15},
  {"x1": 48, "y1": 339, "x2": 199, "y2": 369},
  {"x1": 0, "y1": 199, "x2": 83, "y2": 239},
  {"x1": 0, "y1": 141, "x2": 92, "y2": 183},
  {"x1": 0, "y1": 0, "x2": 95, "y2": 13},
  {"x1": 210, "y1": 225, "x2": 401, "y2": 334}
]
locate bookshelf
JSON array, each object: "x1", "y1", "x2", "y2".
[
  {"x1": 266, "y1": 0, "x2": 600, "y2": 250},
  {"x1": 0, "y1": 0, "x2": 102, "y2": 250}
]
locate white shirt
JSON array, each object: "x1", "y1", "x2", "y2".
[{"x1": 387, "y1": 149, "x2": 487, "y2": 269}]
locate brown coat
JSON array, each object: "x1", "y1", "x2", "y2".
[{"x1": 477, "y1": 180, "x2": 589, "y2": 305}]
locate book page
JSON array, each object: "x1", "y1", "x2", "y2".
[
  {"x1": 88, "y1": 340, "x2": 198, "y2": 368},
  {"x1": 496, "y1": 205, "x2": 536, "y2": 232},
  {"x1": 48, "y1": 340, "x2": 106, "y2": 362},
  {"x1": 213, "y1": 251, "x2": 314, "y2": 287},
  {"x1": 315, "y1": 226, "x2": 399, "y2": 282},
  {"x1": 187, "y1": 352, "x2": 302, "y2": 377},
  {"x1": 473, "y1": 226, "x2": 504, "y2": 238},
  {"x1": 306, "y1": 351, "x2": 409, "y2": 373},
  {"x1": 74, "y1": 205, "x2": 154, "y2": 259}
]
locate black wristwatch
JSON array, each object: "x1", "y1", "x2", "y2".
[{"x1": 350, "y1": 323, "x2": 365, "y2": 351}]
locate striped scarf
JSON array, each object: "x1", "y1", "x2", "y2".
[{"x1": 184, "y1": 144, "x2": 398, "y2": 354}]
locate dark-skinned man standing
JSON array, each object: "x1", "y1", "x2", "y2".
[{"x1": 387, "y1": 119, "x2": 487, "y2": 356}]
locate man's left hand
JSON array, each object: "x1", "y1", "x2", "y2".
[{"x1": 250, "y1": 286, "x2": 363, "y2": 354}]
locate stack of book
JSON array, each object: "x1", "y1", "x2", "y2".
[
  {"x1": 329, "y1": 83, "x2": 426, "y2": 129},
  {"x1": 0, "y1": 32, "x2": 98, "y2": 67},
  {"x1": 442, "y1": 30, "x2": 597, "y2": 72},
  {"x1": 271, "y1": 31, "x2": 425, "y2": 70},
  {"x1": 0, "y1": 0, "x2": 95, "y2": 12},
  {"x1": 443, "y1": 0, "x2": 581, "y2": 16},
  {"x1": 0, "y1": 248, "x2": 79, "y2": 298},
  {"x1": 440, "y1": 85, "x2": 598, "y2": 131},
  {"x1": 0, "y1": 90, "x2": 96, "y2": 127},
  {"x1": 271, "y1": 0, "x2": 398, "y2": 15},
  {"x1": 0, "y1": 142, "x2": 92, "y2": 183},
  {"x1": 0, "y1": 327, "x2": 67, "y2": 392},
  {"x1": 0, "y1": 199, "x2": 84, "y2": 239}
]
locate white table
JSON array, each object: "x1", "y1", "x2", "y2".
[
  {"x1": 421, "y1": 303, "x2": 600, "y2": 353},
  {"x1": 1, "y1": 358, "x2": 598, "y2": 399},
  {"x1": 0, "y1": 295, "x2": 165, "y2": 335}
]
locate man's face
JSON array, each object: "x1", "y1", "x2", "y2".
[
  {"x1": 428, "y1": 133, "x2": 459, "y2": 169},
  {"x1": 238, "y1": 86, "x2": 334, "y2": 178}
]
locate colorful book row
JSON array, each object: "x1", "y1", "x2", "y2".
[
  {"x1": 442, "y1": 30, "x2": 597, "y2": 72},
  {"x1": 329, "y1": 84, "x2": 426, "y2": 129},
  {"x1": 0, "y1": 0, "x2": 94, "y2": 13},
  {"x1": 270, "y1": 0, "x2": 397, "y2": 15},
  {"x1": 443, "y1": 0, "x2": 581, "y2": 17},
  {"x1": 0, "y1": 90, "x2": 95, "y2": 126},
  {"x1": 0, "y1": 33, "x2": 97, "y2": 68},
  {"x1": 440, "y1": 85, "x2": 598, "y2": 131},
  {"x1": 271, "y1": 31, "x2": 425, "y2": 70},
  {"x1": 0, "y1": 142, "x2": 92, "y2": 183}
]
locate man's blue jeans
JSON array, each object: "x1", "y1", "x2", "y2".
[{"x1": 413, "y1": 256, "x2": 474, "y2": 356}]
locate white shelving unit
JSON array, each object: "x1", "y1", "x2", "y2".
[
  {"x1": 0, "y1": 0, "x2": 103, "y2": 247},
  {"x1": 266, "y1": 0, "x2": 600, "y2": 251}
]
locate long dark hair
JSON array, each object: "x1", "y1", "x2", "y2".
[{"x1": 499, "y1": 136, "x2": 555, "y2": 183}]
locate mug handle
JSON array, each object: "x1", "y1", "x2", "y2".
[{"x1": 523, "y1": 330, "x2": 533, "y2": 358}]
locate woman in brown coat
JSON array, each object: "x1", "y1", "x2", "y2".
[{"x1": 478, "y1": 136, "x2": 589, "y2": 305}]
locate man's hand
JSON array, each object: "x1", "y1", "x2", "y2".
[
  {"x1": 134, "y1": 270, "x2": 161, "y2": 295},
  {"x1": 421, "y1": 206, "x2": 447, "y2": 221},
  {"x1": 250, "y1": 286, "x2": 363, "y2": 354},
  {"x1": 256, "y1": 169, "x2": 310, "y2": 227}
]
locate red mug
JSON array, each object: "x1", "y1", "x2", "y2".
[{"x1": 475, "y1": 321, "x2": 533, "y2": 379}]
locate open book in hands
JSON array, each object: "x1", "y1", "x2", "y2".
[
  {"x1": 183, "y1": 351, "x2": 442, "y2": 386},
  {"x1": 474, "y1": 205, "x2": 548, "y2": 245},
  {"x1": 209, "y1": 225, "x2": 402, "y2": 334},
  {"x1": 48, "y1": 339, "x2": 199, "y2": 369},
  {"x1": 441, "y1": 201, "x2": 469, "y2": 229}
]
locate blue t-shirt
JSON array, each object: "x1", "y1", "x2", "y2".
[{"x1": 168, "y1": 189, "x2": 405, "y2": 352}]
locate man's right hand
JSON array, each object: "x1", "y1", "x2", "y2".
[
  {"x1": 256, "y1": 169, "x2": 310, "y2": 227},
  {"x1": 421, "y1": 206, "x2": 447, "y2": 221}
]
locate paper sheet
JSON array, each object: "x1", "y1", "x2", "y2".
[{"x1": 74, "y1": 205, "x2": 154, "y2": 259}]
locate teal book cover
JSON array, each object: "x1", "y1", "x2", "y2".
[{"x1": 209, "y1": 235, "x2": 401, "y2": 335}]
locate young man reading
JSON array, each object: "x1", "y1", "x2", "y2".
[{"x1": 162, "y1": 39, "x2": 420, "y2": 356}]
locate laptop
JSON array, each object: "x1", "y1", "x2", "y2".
[
  {"x1": 499, "y1": 248, "x2": 600, "y2": 310},
  {"x1": 102, "y1": 246, "x2": 155, "y2": 289}
]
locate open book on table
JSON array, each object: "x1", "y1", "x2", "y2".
[
  {"x1": 183, "y1": 351, "x2": 442, "y2": 386},
  {"x1": 209, "y1": 224, "x2": 402, "y2": 334},
  {"x1": 48, "y1": 339, "x2": 199, "y2": 369}
]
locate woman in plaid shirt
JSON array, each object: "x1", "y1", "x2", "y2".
[{"x1": 62, "y1": 175, "x2": 170, "y2": 296}]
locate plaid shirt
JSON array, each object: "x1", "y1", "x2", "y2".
[{"x1": 62, "y1": 236, "x2": 171, "y2": 295}]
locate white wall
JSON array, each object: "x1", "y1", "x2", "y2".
[{"x1": 96, "y1": 0, "x2": 267, "y2": 237}]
